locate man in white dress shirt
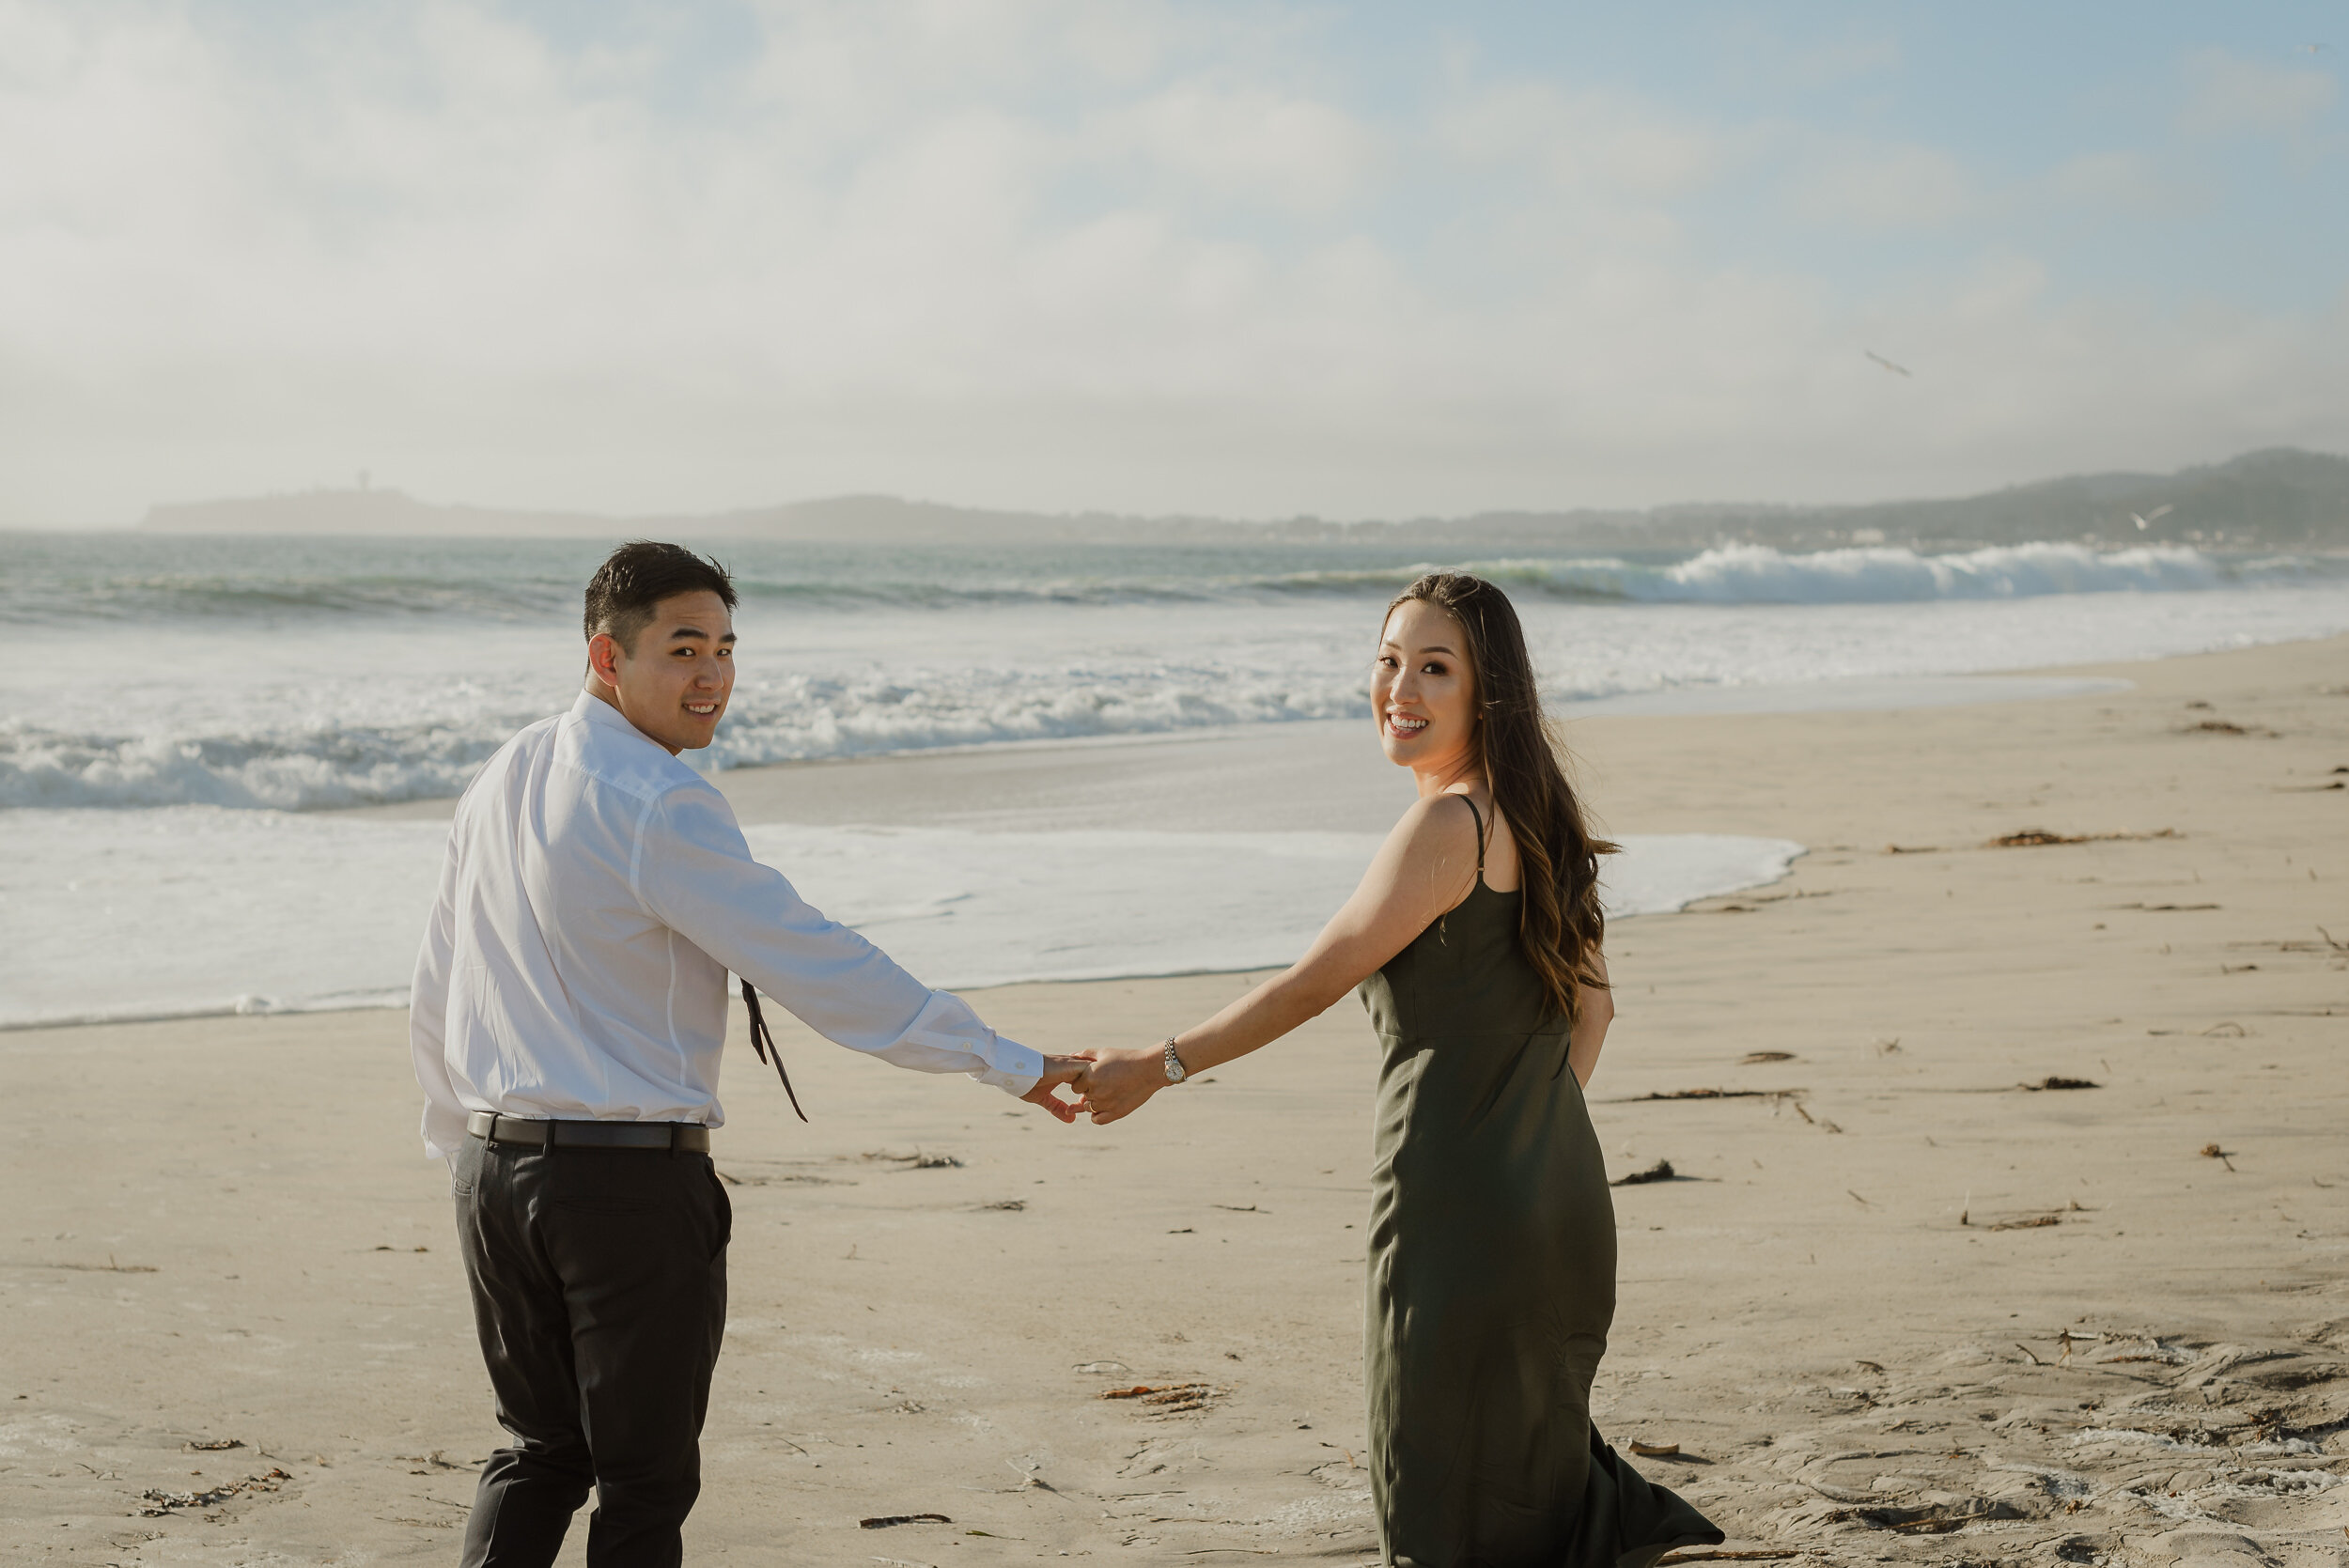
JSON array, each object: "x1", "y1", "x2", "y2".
[{"x1": 411, "y1": 541, "x2": 1087, "y2": 1567}]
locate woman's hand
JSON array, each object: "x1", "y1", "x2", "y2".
[{"x1": 1076, "y1": 1046, "x2": 1167, "y2": 1125}]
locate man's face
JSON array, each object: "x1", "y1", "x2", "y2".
[{"x1": 587, "y1": 590, "x2": 736, "y2": 753}]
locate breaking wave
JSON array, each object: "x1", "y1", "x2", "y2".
[
  {"x1": 8, "y1": 534, "x2": 2343, "y2": 813},
  {"x1": 0, "y1": 666, "x2": 1373, "y2": 811},
  {"x1": 1597, "y1": 542, "x2": 2307, "y2": 603},
  {"x1": 5, "y1": 538, "x2": 2326, "y2": 623},
  {"x1": 1367, "y1": 543, "x2": 2317, "y2": 604}
]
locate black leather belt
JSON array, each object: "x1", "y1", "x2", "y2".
[{"x1": 466, "y1": 1110, "x2": 710, "y2": 1153}]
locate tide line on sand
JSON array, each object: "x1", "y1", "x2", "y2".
[
  {"x1": 0, "y1": 813, "x2": 1800, "y2": 1029},
  {"x1": 744, "y1": 824, "x2": 1806, "y2": 991}
]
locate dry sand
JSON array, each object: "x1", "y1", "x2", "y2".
[{"x1": 5, "y1": 635, "x2": 2345, "y2": 1567}]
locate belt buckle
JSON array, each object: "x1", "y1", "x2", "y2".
[{"x1": 484, "y1": 1113, "x2": 542, "y2": 1149}]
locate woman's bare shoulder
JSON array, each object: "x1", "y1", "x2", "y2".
[{"x1": 1379, "y1": 791, "x2": 1484, "y2": 863}]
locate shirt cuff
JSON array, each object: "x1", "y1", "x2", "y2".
[
  {"x1": 899, "y1": 991, "x2": 1044, "y2": 1095},
  {"x1": 970, "y1": 1035, "x2": 1045, "y2": 1097},
  {"x1": 421, "y1": 1102, "x2": 468, "y2": 1164}
]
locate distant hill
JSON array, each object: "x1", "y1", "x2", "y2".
[
  {"x1": 142, "y1": 446, "x2": 2349, "y2": 551},
  {"x1": 142, "y1": 488, "x2": 607, "y2": 538},
  {"x1": 140, "y1": 488, "x2": 1154, "y2": 544},
  {"x1": 1604, "y1": 447, "x2": 2349, "y2": 551}
]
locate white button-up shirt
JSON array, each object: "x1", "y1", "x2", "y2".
[{"x1": 410, "y1": 691, "x2": 1044, "y2": 1160}]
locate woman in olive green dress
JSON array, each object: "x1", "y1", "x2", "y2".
[{"x1": 1080, "y1": 573, "x2": 1723, "y2": 1568}]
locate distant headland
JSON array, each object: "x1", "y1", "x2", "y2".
[{"x1": 141, "y1": 446, "x2": 2349, "y2": 551}]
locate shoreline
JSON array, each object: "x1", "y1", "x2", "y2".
[{"x1": 0, "y1": 823, "x2": 1808, "y2": 1031}]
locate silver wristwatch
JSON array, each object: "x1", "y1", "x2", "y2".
[{"x1": 1161, "y1": 1036, "x2": 1188, "y2": 1084}]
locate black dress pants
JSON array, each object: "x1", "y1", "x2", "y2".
[{"x1": 451, "y1": 1133, "x2": 730, "y2": 1568}]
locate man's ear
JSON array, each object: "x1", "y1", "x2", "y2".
[{"x1": 587, "y1": 631, "x2": 625, "y2": 687}]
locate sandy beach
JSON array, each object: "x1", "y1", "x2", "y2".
[{"x1": 5, "y1": 633, "x2": 2345, "y2": 1567}]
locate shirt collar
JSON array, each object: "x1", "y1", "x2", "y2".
[{"x1": 570, "y1": 689, "x2": 669, "y2": 754}]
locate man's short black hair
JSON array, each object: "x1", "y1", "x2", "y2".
[{"x1": 583, "y1": 541, "x2": 737, "y2": 653}]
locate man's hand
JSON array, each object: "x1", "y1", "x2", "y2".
[
  {"x1": 1075, "y1": 1045, "x2": 1166, "y2": 1125},
  {"x1": 1020, "y1": 1054, "x2": 1094, "y2": 1124}
]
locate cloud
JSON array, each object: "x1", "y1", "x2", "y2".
[
  {"x1": 2037, "y1": 150, "x2": 2190, "y2": 219},
  {"x1": 1120, "y1": 82, "x2": 1377, "y2": 210},
  {"x1": 1434, "y1": 82, "x2": 1727, "y2": 199},
  {"x1": 1793, "y1": 141, "x2": 1977, "y2": 231},
  {"x1": 1711, "y1": 23, "x2": 1902, "y2": 92},
  {"x1": 0, "y1": 2, "x2": 2340, "y2": 527},
  {"x1": 2178, "y1": 47, "x2": 2337, "y2": 138}
]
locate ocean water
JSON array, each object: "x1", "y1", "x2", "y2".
[
  {"x1": 8, "y1": 533, "x2": 2343, "y2": 812},
  {"x1": 6, "y1": 531, "x2": 2345, "y2": 1028}
]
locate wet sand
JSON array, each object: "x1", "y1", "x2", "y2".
[{"x1": 4, "y1": 634, "x2": 2345, "y2": 1567}]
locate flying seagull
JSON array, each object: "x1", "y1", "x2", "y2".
[
  {"x1": 2297, "y1": 41, "x2": 2329, "y2": 54},
  {"x1": 1865, "y1": 350, "x2": 1912, "y2": 378},
  {"x1": 2131, "y1": 504, "x2": 2176, "y2": 531}
]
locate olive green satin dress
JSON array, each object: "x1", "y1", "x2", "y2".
[{"x1": 1359, "y1": 797, "x2": 1722, "y2": 1568}]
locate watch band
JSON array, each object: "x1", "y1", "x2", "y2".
[{"x1": 1162, "y1": 1036, "x2": 1188, "y2": 1084}]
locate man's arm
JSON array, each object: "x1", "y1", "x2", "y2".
[
  {"x1": 409, "y1": 822, "x2": 470, "y2": 1161},
  {"x1": 634, "y1": 784, "x2": 1066, "y2": 1103}
]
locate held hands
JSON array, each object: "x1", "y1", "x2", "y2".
[
  {"x1": 1019, "y1": 1044, "x2": 1181, "y2": 1126},
  {"x1": 1069, "y1": 1044, "x2": 1168, "y2": 1125}
]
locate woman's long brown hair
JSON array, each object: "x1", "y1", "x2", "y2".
[{"x1": 1386, "y1": 572, "x2": 1617, "y2": 1024}]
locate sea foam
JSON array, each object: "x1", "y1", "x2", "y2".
[
  {"x1": 1234, "y1": 542, "x2": 2313, "y2": 604},
  {"x1": 14, "y1": 534, "x2": 2349, "y2": 813},
  {"x1": 19, "y1": 578, "x2": 2349, "y2": 811},
  {"x1": 1629, "y1": 541, "x2": 2260, "y2": 602}
]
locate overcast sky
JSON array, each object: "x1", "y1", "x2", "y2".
[{"x1": 6, "y1": 0, "x2": 2343, "y2": 528}]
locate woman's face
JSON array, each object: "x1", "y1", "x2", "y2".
[{"x1": 1373, "y1": 599, "x2": 1478, "y2": 773}]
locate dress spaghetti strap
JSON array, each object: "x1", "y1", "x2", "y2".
[{"x1": 1455, "y1": 794, "x2": 1486, "y2": 883}]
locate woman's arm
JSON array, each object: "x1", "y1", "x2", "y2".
[
  {"x1": 1077, "y1": 796, "x2": 1482, "y2": 1123},
  {"x1": 1566, "y1": 947, "x2": 1612, "y2": 1089}
]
